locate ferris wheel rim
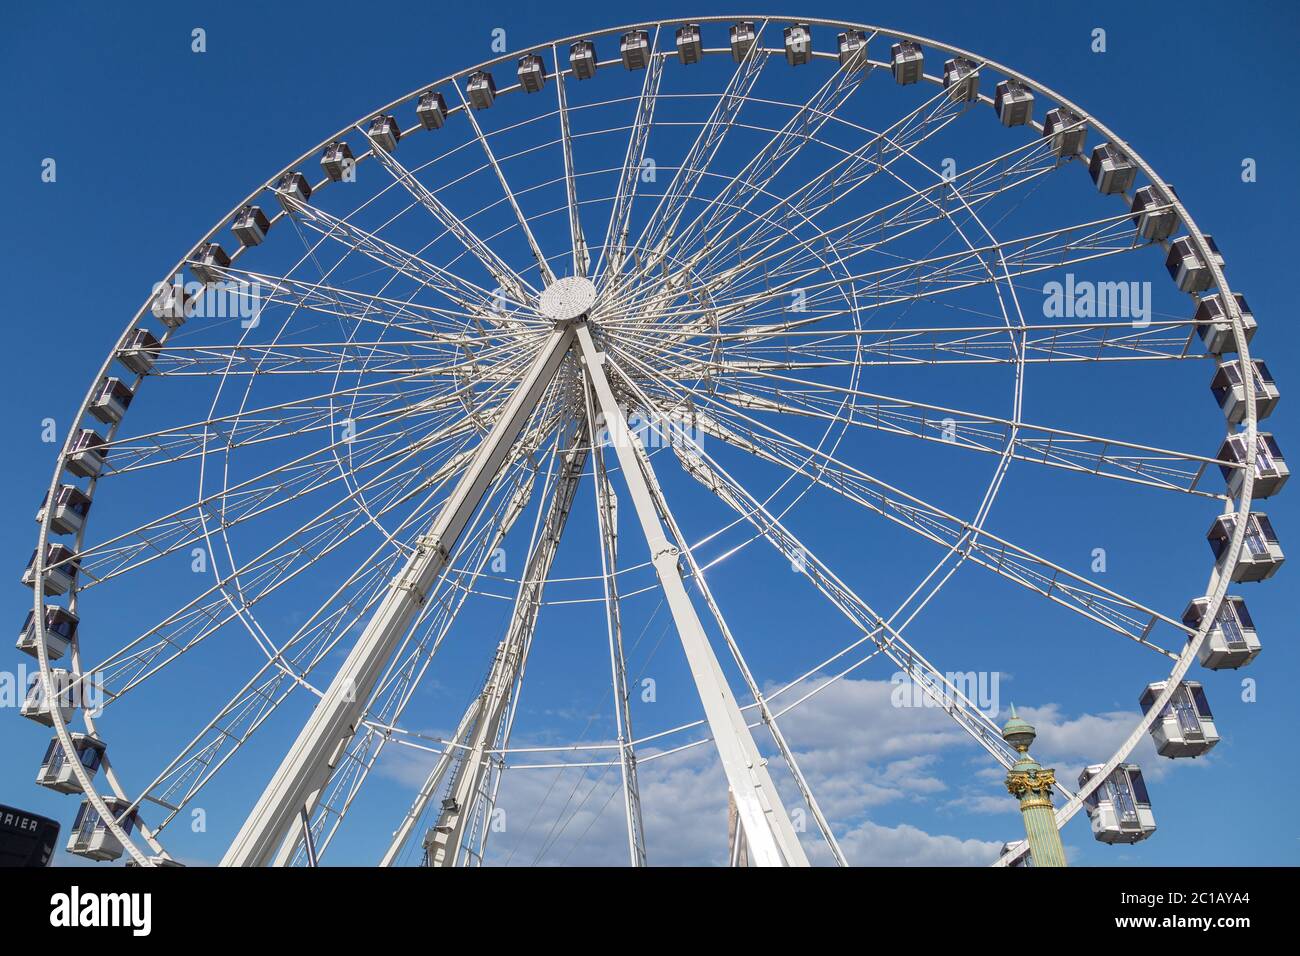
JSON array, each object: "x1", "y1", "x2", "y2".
[{"x1": 28, "y1": 15, "x2": 1261, "y2": 868}]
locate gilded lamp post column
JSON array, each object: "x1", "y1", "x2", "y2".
[{"x1": 1002, "y1": 707, "x2": 1067, "y2": 867}]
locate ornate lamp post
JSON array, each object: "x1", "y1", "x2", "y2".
[{"x1": 1002, "y1": 706, "x2": 1067, "y2": 867}]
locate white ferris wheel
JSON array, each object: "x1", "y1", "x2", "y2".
[{"x1": 20, "y1": 16, "x2": 1283, "y2": 867}]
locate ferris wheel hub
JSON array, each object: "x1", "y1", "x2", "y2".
[{"x1": 538, "y1": 275, "x2": 598, "y2": 324}]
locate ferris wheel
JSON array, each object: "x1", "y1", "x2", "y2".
[{"x1": 20, "y1": 16, "x2": 1283, "y2": 867}]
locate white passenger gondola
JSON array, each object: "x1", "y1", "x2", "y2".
[
  {"x1": 1220, "y1": 431, "x2": 1288, "y2": 499},
  {"x1": 274, "y1": 171, "x2": 312, "y2": 208},
  {"x1": 232, "y1": 204, "x2": 270, "y2": 247},
  {"x1": 570, "y1": 40, "x2": 598, "y2": 77},
  {"x1": 729, "y1": 21, "x2": 756, "y2": 62},
  {"x1": 36, "y1": 733, "x2": 106, "y2": 794},
  {"x1": 1140, "y1": 681, "x2": 1219, "y2": 758},
  {"x1": 367, "y1": 114, "x2": 401, "y2": 152},
  {"x1": 467, "y1": 71, "x2": 497, "y2": 109},
  {"x1": 36, "y1": 484, "x2": 91, "y2": 536},
  {"x1": 994, "y1": 80, "x2": 1033, "y2": 127},
  {"x1": 118, "y1": 327, "x2": 161, "y2": 376},
  {"x1": 88, "y1": 377, "x2": 134, "y2": 426},
  {"x1": 1042, "y1": 107, "x2": 1086, "y2": 158},
  {"x1": 22, "y1": 544, "x2": 79, "y2": 596},
  {"x1": 320, "y1": 141, "x2": 355, "y2": 181},
  {"x1": 150, "y1": 279, "x2": 189, "y2": 328},
  {"x1": 620, "y1": 30, "x2": 649, "y2": 70},
  {"x1": 17, "y1": 606, "x2": 78, "y2": 661},
  {"x1": 1210, "y1": 358, "x2": 1279, "y2": 424},
  {"x1": 20, "y1": 668, "x2": 77, "y2": 726},
  {"x1": 1079, "y1": 763, "x2": 1156, "y2": 844},
  {"x1": 517, "y1": 54, "x2": 546, "y2": 92},
  {"x1": 676, "y1": 24, "x2": 702, "y2": 65},
  {"x1": 1130, "y1": 185, "x2": 1178, "y2": 242},
  {"x1": 67, "y1": 798, "x2": 139, "y2": 863},
  {"x1": 1195, "y1": 292, "x2": 1256, "y2": 355},
  {"x1": 1088, "y1": 143, "x2": 1136, "y2": 195},
  {"x1": 890, "y1": 40, "x2": 923, "y2": 84},
  {"x1": 190, "y1": 242, "x2": 230, "y2": 284},
  {"x1": 1208, "y1": 511, "x2": 1284, "y2": 582},
  {"x1": 1183, "y1": 595, "x2": 1260, "y2": 669},
  {"x1": 837, "y1": 30, "x2": 868, "y2": 72},
  {"x1": 1165, "y1": 234, "x2": 1224, "y2": 294},
  {"x1": 416, "y1": 89, "x2": 447, "y2": 129},
  {"x1": 65, "y1": 429, "x2": 107, "y2": 479},
  {"x1": 943, "y1": 57, "x2": 979, "y2": 102},
  {"x1": 784, "y1": 23, "x2": 811, "y2": 66}
]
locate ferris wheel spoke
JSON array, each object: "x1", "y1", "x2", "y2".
[
  {"x1": 592, "y1": 26, "x2": 665, "y2": 289},
  {"x1": 619, "y1": 21, "x2": 773, "y2": 288},
  {"x1": 618, "y1": 62, "x2": 1003, "y2": 316},
  {"x1": 276, "y1": 190, "x2": 535, "y2": 320},
  {"x1": 622, "y1": 128, "x2": 1063, "y2": 326},
  {"x1": 632, "y1": 207, "x2": 1150, "y2": 340},
  {"x1": 707, "y1": 372, "x2": 1230, "y2": 496},
  {"x1": 74, "y1": 410, "x2": 485, "y2": 591},
  {"x1": 363, "y1": 115, "x2": 550, "y2": 296},
  {"x1": 553, "y1": 43, "x2": 590, "y2": 278},
  {"x1": 611, "y1": 340, "x2": 1185, "y2": 654}
]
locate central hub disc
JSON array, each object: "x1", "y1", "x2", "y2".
[{"x1": 538, "y1": 275, "x2": 598, "y2": 324}]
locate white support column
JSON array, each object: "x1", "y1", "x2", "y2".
[
  {"x1": 575, "y1": 323, "x2": 808, "y2": 867},
  {"x1": 221, "y1": 326, "x2": 576, "y2": 867}
]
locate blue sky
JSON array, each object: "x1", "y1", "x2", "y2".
[{"x1": 1, "y1": 0, "x2": 1298, "y2": 867}]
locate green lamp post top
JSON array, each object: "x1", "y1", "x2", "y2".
[{"x1": 1001, "y1": 704, "x2": 1037, "y2": 753}]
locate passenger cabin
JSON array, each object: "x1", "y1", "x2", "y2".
[
  {"x1": 150, "y1": 280, "x2": 190, "y2": 328},
  {"x1": 190, "y1": 242, "x2": 230, "y2": 284},
  {"x1": 570, "y1": 40, "x2": 599, "y2": 78},
  {"x1": 67, "y1": 798, "x2": 139, "y2": 863},
  {"x1": 1042, "y1": 108, "x2": 1086, "y2": 157},
  {"x1": 22, "y1": 544, "x2": 79, "y2": 597},
  {"x1": 466, "y1": 71, "x2": 497, "y2": 109},
  {"x1": 620, "y1": 30, "x2": 650, "y2": 70},
  {"x1": 890, "y1": 40, "x2": 924, "y2": 84},
  {"x1": 1089, "y1": 143, "x2": 1136, "y2": 195},
  {"x1": 517, "y1": 54, "x2": 546, "y2": 93},
  {"x1": 837, "y1": 30, "x2": 868, "y2": 72},
  {"x1": 784, "y1": 23, "x2": 812, "y2": 66},
  {"x1": 417, "y1": 90, "x2": 447, "y2": 129},
  {"x1": 1080, "y1": 764, "x2": 1156, "y2": 844},
  {"x1": 1195, "y1": 292, "x2": 1256, "y2": 355},
  {"x1": 88, "y1": 377, "x2": 134, "y2": 426},
  {"x1": 36, "y1": 733, "x2": 106, "y2": 794},
  {"x1": 994, "y1": 80, "x2": 1033, "y2": 127},
  {"x1": 118, "y1": 328, "x2": 161, "y2": 376},
  {"x1": 729, "y1": 21, "x2": 757, "y2": 62},
  {"x1": 1183, "y1": 595, "x2": 1260, "y2": 669},
  {"x1": 1140, "y1": 681, "x2": 1219, "y2": 758},
  {"x1": 17, "y1": 606, "x2": 78, "y2": 661},
  {"x1": 232, "y1": 204, "x2": 270, "y2": 247},
  {"x1": 1219, "y1": 431, "x2": 1288, "y2": 499},
  {"x1": 20, "y1": 669, "x2": 77, "y2": 726},
  {"x1": 1211, "y1": 358, "x2": 1279, "y2": 424},
  {"x1": 36, "y1": 484, "x2": 91, "y2": 536},
  {"x1": 65, "y1": 430, "x2": 107, "y2": 479},
  {"x1": 274, "y1": 171, "x2": 312, "y2": 208},
  {"x1": 1130, "y1": 185, "x2": 1178, "y2": 242},
  {"x1": 320, "y1": 141, "x2": 355, "y2": 182},
  {"x1": 1207, "y1": 511, "x2": 1284, "y2": 583},
  {"x1": 1165, "y1": 235, "x2": 1224, "y2": 294},
  {"x1": 675, "y1": 25, "x2": 702, "y2": 65},
  {"x1": 943, "y1": 57, "x2": 979, "y2": 102},
  {"x1": 367, "y1": 114, "x2": 401, "y2": 152}
]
